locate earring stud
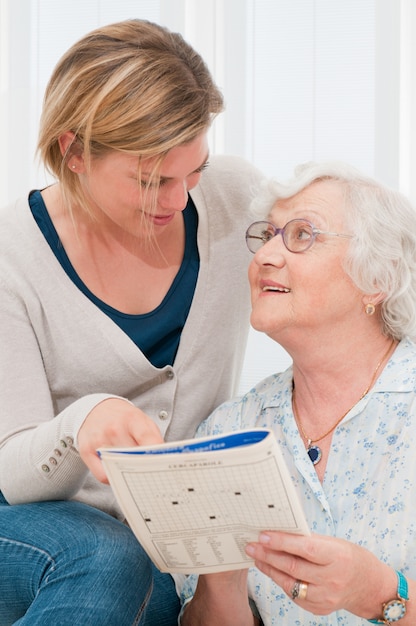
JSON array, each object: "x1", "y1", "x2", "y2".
[{"x1": 365, "y1": 303, "x2": 376, "y2": 316}]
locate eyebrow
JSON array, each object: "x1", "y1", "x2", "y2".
[{"x1": 143, "y1": 153, "x2": 210, "y2": 184}]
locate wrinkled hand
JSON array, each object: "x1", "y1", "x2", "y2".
[
  {"x1": 245, "y1": 531, "x2": 396, "y2": 619},
  {"x1": 78, "y1": 398, "x2": 164, "y2": 482},
  {"x1": 182, "y1": 570, "x2": 258, "y2": 626}
]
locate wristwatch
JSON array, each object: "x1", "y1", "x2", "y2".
[{"x1": 368, "y1": 570, "x2": 408, "y2": 624}]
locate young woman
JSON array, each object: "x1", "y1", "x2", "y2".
[{"x1": 0, "y1": 19, "x2": 262, "y2": 625}]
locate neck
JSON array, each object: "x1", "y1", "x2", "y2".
[
  {"x1": 289, "y1": 330, "x2": 395, "y2": 394},
  {"x1": 291, "y1": 337, "x2": 397, "y2": 467}
]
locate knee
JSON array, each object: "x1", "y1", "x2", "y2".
[
  {"x1": 68, "y1": 514, "x2": 152, "y2": 582},
  {"x1": 33, "y1": 501, "x2": 153, "y2": 588}
]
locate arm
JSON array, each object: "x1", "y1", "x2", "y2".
[
  {"x1": 181, "y1": 571, "x2": 259, "y2": 626},
  {"x1": 0, "y1": 273, "x2": 163, "y2": 503},
  {"x1": 246, "y1": 531, "x2": 415, "y2": 623}
]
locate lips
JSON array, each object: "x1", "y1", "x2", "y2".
[
  {"x1": 262, "y1": 285, "x2": 291, "y2": 292},
  {"x1": 147, "y1": 212, "x2": 175, "y2": 226},
  {"x1": 260, "y1": 280, "x2": 291, "y2": 293}
]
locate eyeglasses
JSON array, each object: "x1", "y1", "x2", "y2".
[{"x1": 245, "y1": 219, "x2": 353, "y2": 254}]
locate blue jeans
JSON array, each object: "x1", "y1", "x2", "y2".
[{"x1": 0, "y1": 493, "x2": 180, "y2": 625}]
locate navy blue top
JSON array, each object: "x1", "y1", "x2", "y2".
[{"x1": 29, "y1": 191, "x2": 199, "y2": 367}]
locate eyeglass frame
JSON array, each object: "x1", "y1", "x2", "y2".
[{"x1": 245, "y1": 218, "x2": 353, "y2": 254}]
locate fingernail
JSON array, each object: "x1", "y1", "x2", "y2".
[
  {"x1": 259, "y1": 533, "x2": 271, "y2": 544},
  {"x1": 245, "y1": 544, "x2": 255, "y2": 556}
]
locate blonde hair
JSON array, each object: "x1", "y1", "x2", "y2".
[{"x1": 37, "y1": 19, "x2": 224, "y2": 214}]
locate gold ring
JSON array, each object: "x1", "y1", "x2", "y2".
[
  {"x1": 291, "y1": 580, "x2": 308, "y2": 600},
  {"x1": 298, "y1": 581, "x2": 308, "y2": 600}
]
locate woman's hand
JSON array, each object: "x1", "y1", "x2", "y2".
[
  {"x1": 182, "y1": 570, "x2": 259, "y2": 626},
  {"x1": 78, "y1": 398, "x2": 164, "y2": 482},
  {"x1": 245, "y1": 531, "x2": 398, "y2": 620}
]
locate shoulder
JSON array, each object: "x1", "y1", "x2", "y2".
[
  {"x1": 0, "y1": 196, "x2": 34, "y2": 245},
  {"x1": 0, "y1": 194, "x2": 51, "y2": 279},
  {"x1": 208, "y1": 154, "x2": 262, "y2": 175},
  {"x1": 370, "y1": 338, "x2": 416, "y2": 413},
  {"x1": 197, "y1": 368, "x2": 292, "y2": 436},
  {"x1": 204, "y1": 154, "x2": 264, "y2": 189},
  {"x1": 390, "y1": 337, "x2": 416, "y2": 372},
  {"x1": 388, "y1": 337, "x2": 416, "y2": 387},
  {"x1": 0, "y1": 195, "x2": 29, "y2": 220},
  {"x1": 190, "y1": 154, "x2": 264, "y2": 219},
  {"x1": 194, "y1": 154, "x2": 264, "y2": 198}
]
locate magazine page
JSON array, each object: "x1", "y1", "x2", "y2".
[{"x1": 98, "y1": 429, "x2": 310, "y2": 574}]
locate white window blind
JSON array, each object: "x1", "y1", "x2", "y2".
[{"x1": 247, "y1": 1, "x2": 375, "y2": 179}]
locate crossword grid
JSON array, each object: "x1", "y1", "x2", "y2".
[{"x1": 123, "y1": 456, "x2": 297, "y2": 534}]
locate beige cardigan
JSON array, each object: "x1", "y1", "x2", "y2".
[{"x1": 0, "y1": 155, "x2": 263, "y2": 517}]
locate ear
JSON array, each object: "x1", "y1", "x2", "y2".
[{"x1": 58, "y1": 131, "x2": 85, "y2": 173}]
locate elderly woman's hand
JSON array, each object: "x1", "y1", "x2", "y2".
[
  {"x1": 181, "y1": 570, "x2": 259, "y2": 626},
  {"x1": 245, "y1": 531, "x2": 398, "y2": 620}
]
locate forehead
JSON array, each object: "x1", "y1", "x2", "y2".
[
  {"x1": 140, "y1": 133, "x2": 209, "y2": 178},
  {"x1": 271, "y1": 179, "x2": 345, "y2": 220},
  {"x1": 97, "y1": 133, "x2": 209, "y2": 175}
]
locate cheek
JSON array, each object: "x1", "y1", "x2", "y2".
[
  {"x1": 300, "y1": 257, "x2": 358, "y2": 312},
  {"x1": 83, "y1": 175, "x2": 143, "y2": 216},
  {"x1": 248, "y1": 261, "x2": 259, "y2": 298},
  {"x1": 102, "y1": 174, "x2": 141, "y2": 205},
  {"x1": 186, "y1": 172, "x2": 202, "y2": 190},
  {"x1": 248, "y1": 261, "x2": 255, "y2": 281}
]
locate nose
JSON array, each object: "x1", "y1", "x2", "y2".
[
  {"x1": 252, "y1": 235, "x2": 287, "y2": 267},
  {"x1": 158, "y1": 180, "x2": 188, "y2": 212}
]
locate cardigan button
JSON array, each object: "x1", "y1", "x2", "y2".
[{"x1": 158, "y1": 410, "x2": 169, "y2": 420}]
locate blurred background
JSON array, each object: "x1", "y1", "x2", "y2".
[{"x1": 1, "y1": 0, "x2": 415, "y2": 393}]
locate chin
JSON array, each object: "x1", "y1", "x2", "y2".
[{"x1": 250, "y1": 313, "x2": 275, "y2": 334}]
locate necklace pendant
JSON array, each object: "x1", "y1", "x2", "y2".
[{"x1": 307, "y1": 444, "x2": 322, "y2": 465}]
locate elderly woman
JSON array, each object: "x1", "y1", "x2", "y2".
[{"x1": 180, "y1": 161, "x2": 416, "y2": 625}]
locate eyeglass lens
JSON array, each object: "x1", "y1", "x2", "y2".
[{"x1": 246, "y1": 220, "x2": 314, "y2": 253}]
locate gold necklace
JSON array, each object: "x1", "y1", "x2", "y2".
[{"x1": 292, "y1": 339, "x2": 395, "y2": 465}]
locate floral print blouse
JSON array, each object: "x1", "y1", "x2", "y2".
[{"x1": 180, "y1": 338, "x2": 416, "y2": 625}]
